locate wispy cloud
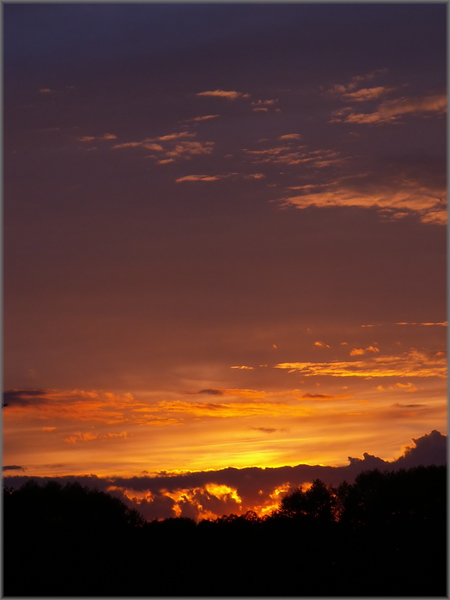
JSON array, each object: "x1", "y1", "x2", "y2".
[
  {"x1": 331, "y1": 94, "x2": 447, "y2": 125},
  {"x1": 196, "y1": 89, "x2": 250, "y2": 100},
  {"x1": 301, "y1": 393, "x2": 350, "y2": 401},
  {"x1": 64, "y1": 431, "x2": 128, "y2": 444},
  {"x1": 242, "y1": 140, "x2": 343, "y2": 168},
  {"x1": 326, "y1": 69, "x2": 388, "y2": 96},
  {"x1": 183, "y1": 114, "x2": 220, "y2": 124},
  {"x1": 341, "y1": 86, "x2": 389, "y2": 102},
  {"x1": 251, "y1": 98, "x2": 280, "y2": 113},
  {"x1": 175, "y1": 172, "x2": 265, "y2": 183},
  {"x1": 155, "y1": 399, "x2": 314, "y2": 419},
  {"x1": 113, "y1": 131, "x2": 214, "y2": 164},
  {"x1": 275, "y1": 349, "x2": 447, "y2": 379},
  {"x1": 361, "y1": 322, "x2": 448, "y2": 328},
  {"x1": 278, "y1": 134, "x2": 302, "y2": 141},
  {"x1": 278, "y1": 177, "x2": 447, "y2": 225},
  {"x1": 77, "y1": 133, "x2": 117, "y2": 143}
]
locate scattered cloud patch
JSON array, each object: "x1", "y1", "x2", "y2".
[
  {"x1": 349, "y1": 346, "x2": 379, "y2": 356},
  {"x1": 251, "y1": 98, "x2": 279, "y2": 113},
  {"x1": 314, "y1": 341, "x2": 330, "y2": 349},
  {"x1": 77, "y1": 133, "x2": 117, "y2": 143},
  {"x1": 113, "y1": 131, "x2": 214, "y2": 164}
]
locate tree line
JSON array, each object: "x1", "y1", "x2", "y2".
[{"x1": 4, "y1": 465, "x2": 446, "y2": 596}]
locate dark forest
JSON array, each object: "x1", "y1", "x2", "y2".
[{"x1": 4, "y1": 465, "x2": 446, "y2": 596}]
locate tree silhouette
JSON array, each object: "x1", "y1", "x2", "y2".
[
  {"x1": 278, "y1": 478, "x2": 337, "y2": 522},
  {"x1": 3, "y1": 466, "x2": 446, "y2": 596}
]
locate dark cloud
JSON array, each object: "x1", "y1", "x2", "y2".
[
  {"x1": 346, "y1": 453, "x2": 388, "y2": 470},
  {"x1": 252, "y1": 427, "x2": 279, "y2": 434},
  {"x1": 302, "y1": 393, "x2": 335, "y2": 399},
  {"x1": 3, "y1": 465, "x2": 25, "y2": 472},
  {"x1": 393, "y1": 430, "x2": 447, "y2": 469},
  {"x1": 197, "y1": 389, "x2": 224, "y2": 396}
]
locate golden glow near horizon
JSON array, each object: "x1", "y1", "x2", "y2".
[{"x1": 4, "y1": 336, "x2": 447, "y2": 479}]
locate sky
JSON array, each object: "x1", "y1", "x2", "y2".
[{"x1": 3, "y1": 2, "x2": 447, "y2": 520}]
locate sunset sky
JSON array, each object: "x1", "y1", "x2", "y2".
[{"x1": 3, "y1": 3, "x2": 447, "y2": 520}]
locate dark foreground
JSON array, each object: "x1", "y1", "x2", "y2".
[{"x1": 4, "y1": 466, "x2": 447, "y2": 596}]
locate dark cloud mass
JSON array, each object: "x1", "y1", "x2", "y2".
[
  {"x1": 3, "y1": 466, "x2": 25, "y2": 472},
  {"x1": 3, "y1": 389, "x2": 49, "y2": 407},
  {"x1": 4, "y1": 431, "x2": 446, "y2": 521}
]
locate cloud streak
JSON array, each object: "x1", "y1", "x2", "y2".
[
  {"x1": 196, "y1": 89, "x2": 250, "y2": 100},
  {"x1": 279, "y1": 177, "x2": 447, "y2": 224}
]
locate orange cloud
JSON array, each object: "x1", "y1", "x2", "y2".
[
  {"x1": 377, "y1": 383, "x2": 419, "y2": 392},
  {"x1": 157, "y1": 131, "x2": 195, "y2": 142},
  {"x1": 196, "y1": 89, "x2": 250, "y2": 100},
  {"x1": 77, "y1": 133, "x2": 117, "y2": 143},
  {"x1": 350, "y1": 346, "x2": 379, "y2": 356},
  {"x1": 183, "y1": 114, "x2": 220, "y2": 123},
  {"x1": 64, "y1": 431, "x2": 128, "y2": 444},
  {"x1": 342, "y1": 86, "x2": 390, "y2": 102},
  {"x1": 278, "y1": 178, "x2": 447, "y2": 225},
  {"x1": 275, "y1": 349, "x2": 447, "y2": 379},
  {"x1": 156, "y1": 399, "x2": 315, "y2": 419},
  {"x1": 175, "y1": 172, "x2": 265, "y2": 183},
  {"x1": 176, "y1": 174, "x2": 221, "y2": 183},
  {"x1": 278, "y1": 134, "x2": 301, "y2": 141},
  {"x1": 3, "y1": 388, "x2": 153, "y2": 425},
  {"x1": 314, "y1": 341, "x2": 330, "y2": 349},
  {"x1": 243, "y1": 141, "x2": 343, "y2": 168},
  {"x1": 326, "y1": 69, "x2": 388, "y2": 96},
  {"x1": 332, "y1": 93, "x2": 446, "y2": 125}
]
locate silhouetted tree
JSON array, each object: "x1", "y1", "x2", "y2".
[{"x1": 278, "y1": 478, "x2": 337, "y2": 522}]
